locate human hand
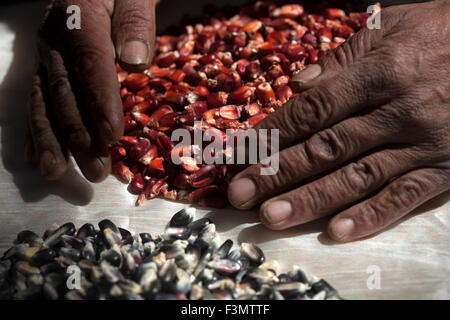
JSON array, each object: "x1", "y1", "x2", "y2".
[
  {"x1": 228, "y1": 0, "x2": 450, "y2": 242},
  {"x1": 25, "y1": 0, "x2": 158, "y2": 181}
]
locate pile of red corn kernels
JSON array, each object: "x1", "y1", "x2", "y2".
[{"x1": 112, "y1": 2, "x2": 369, "y2": 207}]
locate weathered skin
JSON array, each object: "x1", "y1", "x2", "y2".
[
  {"x1": 26, "y1": 0, "x2": 158, "y2": 182},
  {"x1": 228, "y1": 0, "x2": 450, "y2": 241},
  {"x1": 25, "y1": 1, "x2": 449, "y2": 242}
]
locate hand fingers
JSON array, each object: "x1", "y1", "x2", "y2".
[
  {"x1": 259, "y1": 147, "x2": 420, "y2": 230},
  {"x1": 112, "y1": 0, "x2": 157, "y2": 72},
  {"x1": 253, "y1": 51, "x2": 399, "y2": 152},
  {"x1": 328, "y1": 167, "x2": 450, "y2": 242},
  {"x1": 291, "y1": 7, "x2": 401, "y2": 91},
  {"x1": 44, "y1": 49, "x2": 90, "y2": 152},
  {"x1": 46, "y1": 1, "x2": 124, "y2": 150},
  {"x1": 71, "y1": 148, "x2": 112, "y2": 183},
  {"x1": 228, "y1": 107, "x2": 401, "y2": 209},
  {"x1": 41, "y1": 48, "x2": 111, "y2": 182},
  {"x1": 28, "y1": 72, "x2": 67, "y2": 180}
]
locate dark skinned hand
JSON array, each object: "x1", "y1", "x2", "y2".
[
  {"x1": 25, "y1": 0, "x2": 158, "y2": 182},
  {"x1": 228, "y1": 0, "x2": 450, "y2": 242}
]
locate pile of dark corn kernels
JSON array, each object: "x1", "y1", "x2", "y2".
[
  {"x1": 0, "y1": 208, "x2": 341, "y2": 300},
  {"x1": 111, "y1": 1, "x2": 369, "y2": 207}
]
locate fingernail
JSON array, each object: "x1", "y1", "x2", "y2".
[
  {"x1": 40, "y1": 150, "x2": 56, "y2": 177},
  {"x1": 228, "y1": 178, "x2": 256, "y2": 207},
  {"x1": 119, "y1": 40, "x2": 149, "y2": 66},
  {"x1": 264, "y1": 200, "x2": 292, "y2": 224},
  {"x1": 331, "y1": 218, "x2": 355, "y2": 240},
  {"x1": 291, "y1": 64, "x2": 322, "y2": 85}
]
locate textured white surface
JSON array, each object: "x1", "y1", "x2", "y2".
[{"x1": 0, "y1": 1, "x2": 448, "y2": 300}]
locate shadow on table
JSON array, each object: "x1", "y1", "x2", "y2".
[
  {"x1": 317, "y1": 190, "x2": 450, "y2": 245},
  {"x1": 0, "y1": 1, "x2": 93, "y2": 206},
  {"x1": 204, "y1": 190, "x2": 450, "y2": 246}
]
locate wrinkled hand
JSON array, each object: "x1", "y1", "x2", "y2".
[
  {"x1": 228, "y1": 0, "x2": 450, "y2": 242},
  {"x1": 25, "y1": 0, "x2": 157, "y2": 181}
]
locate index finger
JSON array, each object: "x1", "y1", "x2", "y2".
[{"x1": 45, "y1": 0, "x2": 124, "y2": 151}]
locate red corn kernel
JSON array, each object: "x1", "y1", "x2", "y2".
[
  {"x1": 131, "y1": 112, "x2": 151, "y2": 128},
  {"x1": 110, "y1": 146, "x2": 127, "y2": 163},
  {"x1": 128, "y1": 138, "x2": 151, "y2": 162},
  {"x1": 139, "y1": 145, "x2": 158, "y2": 166},
  {"x1": 219, "y1": 105, "x2": 241, "y2": 120},
  {"x1": 119, "y1": 136, "x2": 139, "y2": 148},
  {"x1": 199, "y1": 53, "x2": 218, "y2": 66},
  {"x1": 156, "y1": 131, "x2": 175, "y2": 154},
  {"x1": 207, "y1": 92, "x2": 228, "y2": 108},
  {"x1": 319, "y1": 28, "x2": 333, "y2": 43},
  {"x1": 283, "y1": 43, "x2": 306, "y2": 62},
  {"x1": 248, "y1": 113, "x2": 267, "y2": 126},
  {"x1": 149, "y1": 78, "x2": 172, "y2": 92},
  {"x1": 272, "y1": 4, "x2": 304, "y2": 19},
  {"x1": 125, "y1": 73, "x2": 150, "y2": 91},
  {"x1": 129, "y1": 173, "x2": 145, "y2": 194},
  {"x1": 180, "y1": 157, "x2": 201, "y2": 172},
  {"x1": 169, "y1": 70, "x2": 186, "y2": 83},
  {"x1": 245, "y1": 103, "x2": 262, "y2": 117},
  {"x1": 186, "y1": 185, "x2": 219, "y2": 203},
  {"x1": 202, "y1": 108, "x2": 219, "y2": 126},
  {"x1": 265, "y1": 64, "x2": 284, "y2": 81},
  {"x1": 150, "y1": 105, "x2": 174, "y2": 122},
  {"x1": 123, "y1": 95, "x2": 145, "y2": 113},
  {"x1": 276, "y1": 85, "x2": 293, "y2": 103},
  {"x1": 273, "y1": 75, "x2": 290, "y2": 89},
  {"x1": 157, "y1": 112, "x2": 178, "y2": 132},
  {"x1": 163, "y1": 91, "x2": 187, "y2": 107},
  {"x1": 188, "y1": 165, "x2": 217, "y2": 188},
  {"x1": 256, "y1": 82, "x2": 276, "y2": 104},
  {"x1": 112, "y1": 162, "x2": 134, "y2": 184},
  {"x1": 228, "y1": 86, "x2": 254, "y2": 105},
  {"x1": 325, "y1": 8, "x2": 346, "y2": 19},
  {"x1": 186, "y1": 101, "x2": 208, "y2": 118},
  {"x1": 148, "y1": 157, "x2": 165, "y2": 175},
  {"x1": 155, "y1": 51, "x2": 180, "y2": 67},
  {"x1": 241, "y1": 20, "x2": 263, "y2": 33},
  {"x1": 132, "y1": 100, "x2": 157, "y2": 114},
  {"x1": 124, "y1": 116, "x2": 137, "y2": 133},
  {"x1": 193, "y1": 85, "x2": 210, "y2": 97},
  {"x1": 173, "y1": 173, "x2": 192, "y2": 190}
]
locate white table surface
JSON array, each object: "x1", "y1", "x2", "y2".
[{"x1": 0, "y1": 1, "x2": 448, "y2": 299}]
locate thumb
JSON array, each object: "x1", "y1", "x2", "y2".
[
  {"x1": 112, "y1": 0, "x2": 158, "y2": 72},
  {"x1": 291, "y1": 7, "x2": 397, "y2": 92}
]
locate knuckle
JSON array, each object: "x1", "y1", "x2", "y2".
[
  {"x1": 49, "y1": 72, "x2": 71, "y2": 98},
  {"x1": 251, "y1": 166, "x2": 284, "y2": 195},
  {"x1": 65, "y1": 124, "x2": 88, "y2": 148},
  {"x1": 389, "y1": 175, "x2": 428, "y2": 208},
  {"x1": 340, "y1": 161, "x2": 380, "y2": 195},
  {"x1": 290, "y1": 88, "x2": 334, "y2": 134},
  {"x1": 30, "y1": 82, "x2": 43, "y2": 103},
  {"x1": 116, "y1": 8, "x2": 153, "y2": 31},
  {"x1": 304, "y1": 128, "x2": 347, "y2": 164},
  {"x1": 33, "y1": 125, "x2": 54, "y2": 147},
  {"x1": 297, "y1": 185, "x2": 329, "y2": 217},
  {"x1": 362, "y1": 201, "x2": 386, "y2": 229},
  {"x1": 329, "y1": 41, "x2": 355, "y2": 68},
  {"x1": 369, "y1": 45, "x2": 407, "y2": 89},
  {"x1": 73, "y1": 46, "x2": 106, "y2": 77}
]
